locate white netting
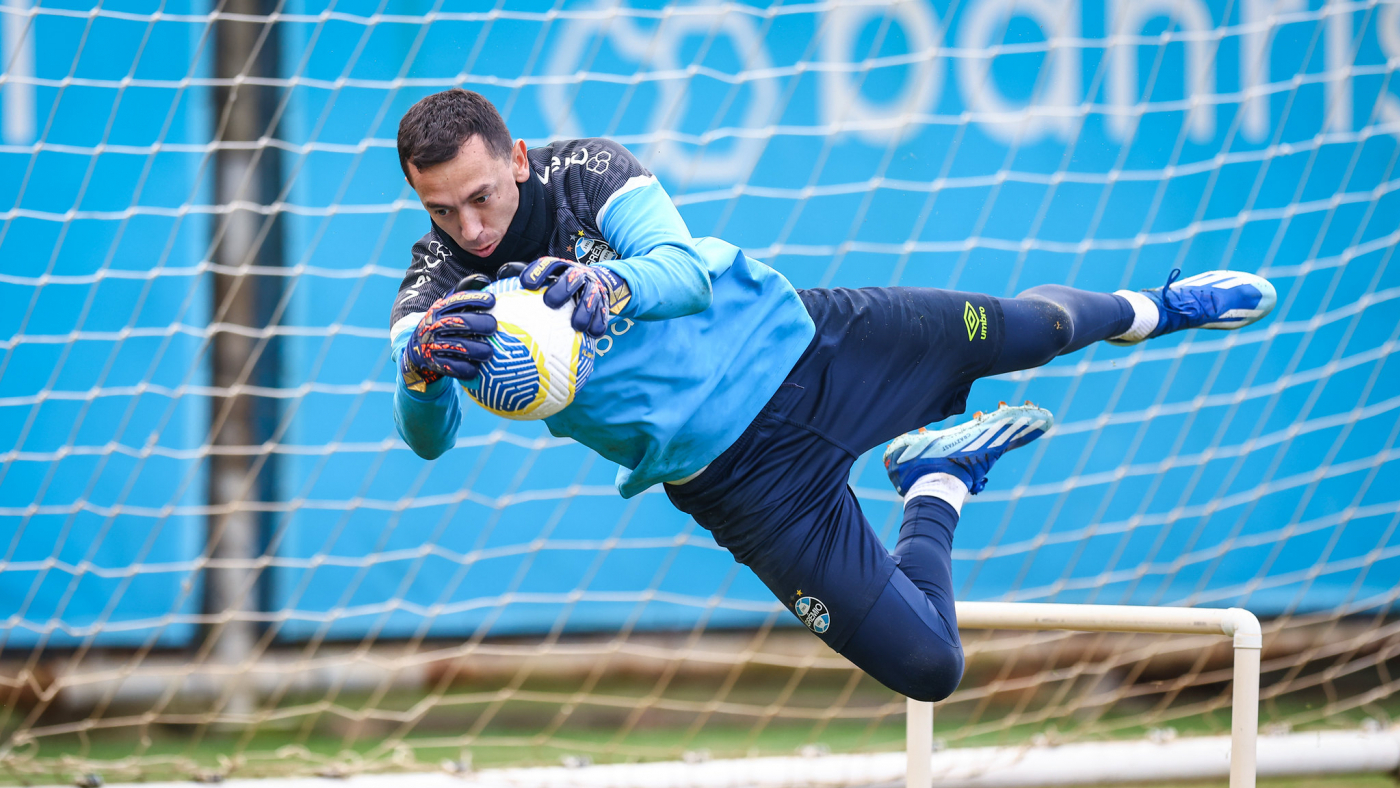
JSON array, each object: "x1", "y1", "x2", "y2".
[{"x1": 1, "y1": 0, "x2": 1398, "y2": 782}]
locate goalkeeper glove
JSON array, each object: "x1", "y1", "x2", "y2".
[
  {"x1": 495, "y1": 261, "x2": 527, "y2": 279},
  {"x1": 519, "y1": 256, "x2": 631, "y2": 338},
  {"x1": 400, "y1": 274, "x2": 496, "y2": 393}
]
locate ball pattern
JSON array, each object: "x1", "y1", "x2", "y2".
[{"x1": 463, "y1": 278, "x2": 596, "y2": 420}]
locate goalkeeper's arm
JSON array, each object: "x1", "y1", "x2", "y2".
[
  {"x1": 390, "y1": 280, "x2": 497, "y2": 459},
  {"x1": 593, "y1": 177, "x2": 713, "y2": 321},
  {"x1": 391, "y1": 318, "x2": 462, "y2": 460}
]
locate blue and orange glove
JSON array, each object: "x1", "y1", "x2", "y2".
[
  {"x1": 519, "y1": 256, "x2": 631, "y2": 338},
  {"x1": 400, "y1": 275, "x2": 497, "y2": 393}
]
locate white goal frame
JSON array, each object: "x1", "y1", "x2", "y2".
[
  {"x1": 906, "y1": 602, "x2": 1264, "y2": 788},
  {"x1": 33, "y1": 603, "x2": 1400, "y2": 788}
]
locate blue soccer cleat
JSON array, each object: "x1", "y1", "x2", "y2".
[
  {"x1": 1108, "y1": 268, "x2": 1277, "y2": 345},
  {"x1": 883, "y1": 403, "x2": 1054, "y2": 496}
]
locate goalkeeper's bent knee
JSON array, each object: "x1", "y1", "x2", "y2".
[
  {"x1": 839, "y1": 579, "x2": 966, "y2": 702},
  {"x1": 1003, "y1": 287, "x2": 1076, "y2": 366},
  {"x1": 886, "y1": 640, "x2": 965, "y2": 703}
]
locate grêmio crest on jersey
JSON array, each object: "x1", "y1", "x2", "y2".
[{"x1": 574, "y1": 232, "x2": 618, "y2": 265}]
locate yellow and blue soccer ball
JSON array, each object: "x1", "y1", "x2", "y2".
[{"x1": 462, "y1": 277, "x2": 596, "y2": 420}]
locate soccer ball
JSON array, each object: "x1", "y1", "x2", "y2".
[{"x1": 462, "y1": 277, "x2": 596, "y2": 420}]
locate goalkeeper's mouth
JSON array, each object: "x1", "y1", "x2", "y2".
[{"x1": 470, "y1": 239, "x2": 500, "y2": 257}]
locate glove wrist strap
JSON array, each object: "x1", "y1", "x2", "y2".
[
  {"x1": 400, "y1": 352, "x2": 442, "y2": 393},
  {"x1": 594, "y1": 266, "x2": 632, "y2": 315}
]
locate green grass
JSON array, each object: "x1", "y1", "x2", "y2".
[
  {"x1": 1, "y1": 670, "x2": 1395, "y2": 786},
  {"x1": 1110, "y1": 780, "x2": 1394, "y2": 788},
  {"x1": 0, "y1": 721, "x2": 904, "y2": 785}
]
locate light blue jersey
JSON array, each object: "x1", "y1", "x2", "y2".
[{"x1": 391, "y1": 139, "x2": 814, "y2": 497}]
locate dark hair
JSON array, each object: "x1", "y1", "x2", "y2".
[{"x1": 397, "y1": 89, "x2": 513, "y2": 180}]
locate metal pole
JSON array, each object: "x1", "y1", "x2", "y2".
[
  {"x1": 208, "y1": 0, "x2": 282, "y2": 722},
  {"x1": 938, "y1": 602, "x2": 1262, "y2": 788},
  {"x1": 1232, "y1": 632, "x2": 1265, "y2": 788},
  {"x1": 956, "y1": 601, "x2": 1246, "y2": 637},
  {"x1": 906, "y1": 698, "x2": 933, "y2": 788}
]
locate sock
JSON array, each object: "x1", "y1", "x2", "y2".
[
  {"x1": 905, "y1": 472, "x2": 968, "y2": 514},
  {"x1": 1109, "y1": 290, "x2": 1160, "y2": 344}
]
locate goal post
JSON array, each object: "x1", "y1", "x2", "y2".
[
  {"x1": 906, "y1": 602, "x2": 1263, "y2": 788},
  {"x1": 19, "y1": 601, "x2": 1400, "y2": 788}
]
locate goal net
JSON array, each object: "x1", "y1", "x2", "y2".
[{"x1": 1, "y1": 0, "x2": 1398, "y2": 782}]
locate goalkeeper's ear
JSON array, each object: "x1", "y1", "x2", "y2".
[{"x1": 510, "y1": 139, "x2": 530, "y2": 183}]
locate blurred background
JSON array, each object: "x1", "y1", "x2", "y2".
[{"x1": 1, "y1": 0, "x2": 1398, "y2": 782}]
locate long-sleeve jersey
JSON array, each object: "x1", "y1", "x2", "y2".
[{"x1": 390, "y1": 138, "x2": 815, "y2": 498}]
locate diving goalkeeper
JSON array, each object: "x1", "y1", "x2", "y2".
[{"x1": 389, "y1": 89, "x2": 1276, "y2": 702}]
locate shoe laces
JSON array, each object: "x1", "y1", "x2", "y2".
[
  {"x1": 1158, "y1": 267, "x2": 1218, "y2": 319},
  {"x1": 1159, "y1": 268, "x2": 1186, "y2": 315}
]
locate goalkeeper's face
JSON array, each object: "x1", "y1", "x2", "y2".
[{"x1": 409, "y1": 136, "x2": 531, "y2": 258}]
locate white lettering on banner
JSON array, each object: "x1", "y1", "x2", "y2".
[
  {"x1": 1324, "y1": 0, "x2": 1354, "y2": 132},
  {"x1": 1239, "y1": 0, "x2": 1305, "y2": 141},
  {"x1": 545, "y1": 0, "x2": 1387, "y2": 181},
  {"x1": 1379, "y1": 3, "x2": 1400, "y2": 129},
  {"x1": 1106, "y1": 0, "x2": 1216, "y2": 142},
  {"x1": 819, "y1": 0, "x2": 945, "y2": 143},
  {"x1": 956, "y1": 0, "x2": 1080, "y2": 143},
  {"x1": 541, "y1": 6, "x2": 778, "y2": 185},
  {"x1": 3, "y1": 0, "x2": 35, "y2": 143}
]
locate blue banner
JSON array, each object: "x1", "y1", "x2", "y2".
[
  {"x1": 8, "y1": 0, "x2": 1399, "y2": 647},
  {"x1": 269, "y1": 0, "x2": 1400, "y2": 640},
  {"x1": 0, "y1": 0, "x2": 212, "y2": 646}
]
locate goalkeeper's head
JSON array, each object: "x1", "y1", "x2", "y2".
[{"x1": 398, "y1": 88, "x2": 530, "y2": 259}]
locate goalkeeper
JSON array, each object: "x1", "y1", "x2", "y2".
[{"x1": 390, "y1": 89, "x2": 1277, "y2": 702}]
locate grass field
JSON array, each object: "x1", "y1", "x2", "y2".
[
  {"x1": 2, "y1": 665, "x2": 1396, "y2": 786},
  {"x1": 1119, "y1": 780, "x2": 1393, "y2": 787}
]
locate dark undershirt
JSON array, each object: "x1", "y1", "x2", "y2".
[{"x1": 429, "y1": 174, "x2": 554, "y2": 278}]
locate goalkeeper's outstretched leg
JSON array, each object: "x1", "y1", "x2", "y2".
[{"x1": 990, "y1": 269, "x2": 1277, "y2": 376}]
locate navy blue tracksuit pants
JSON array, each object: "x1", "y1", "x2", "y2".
[{"x1": 665, "y1": 286, "x2": 1133, "y2": 701}]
